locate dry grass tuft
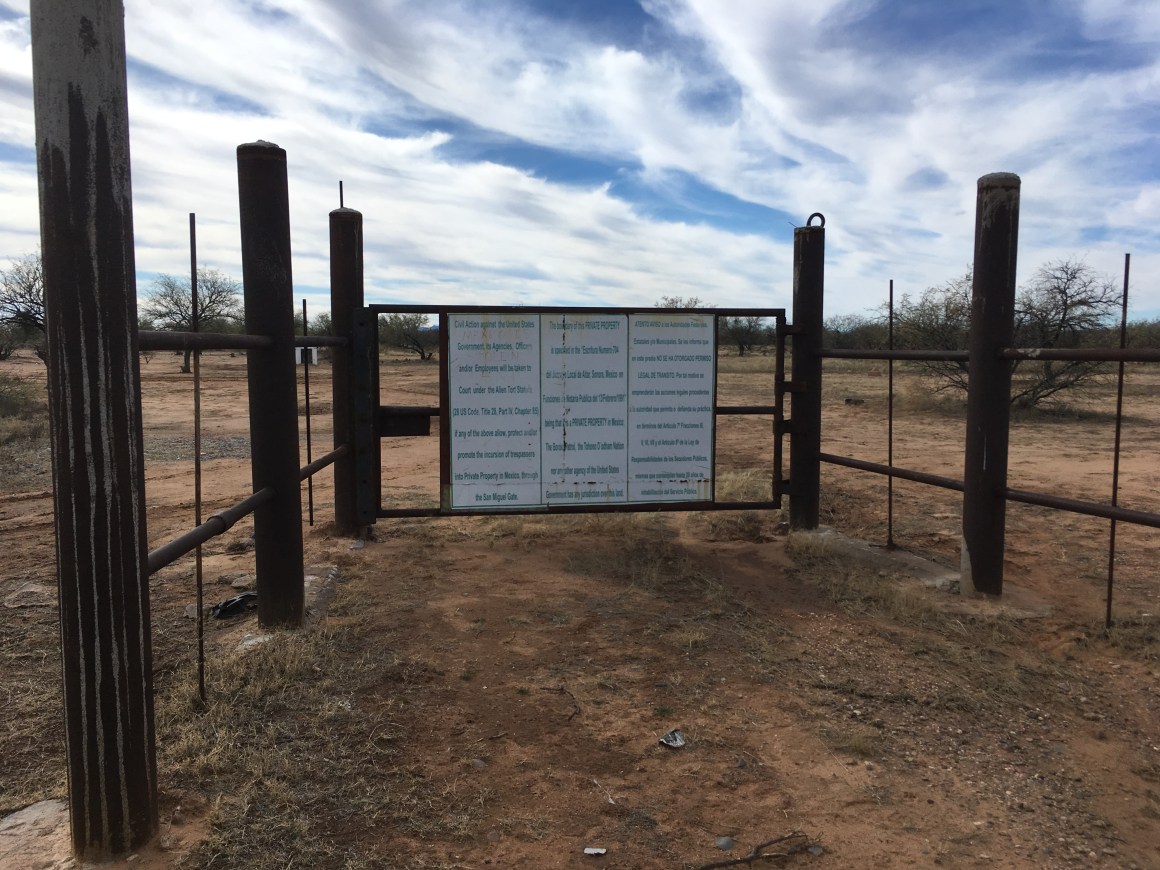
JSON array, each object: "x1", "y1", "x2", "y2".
[
  {"x1": 1105, "y1": 614, "x2": 1160, "y2": 661},
  {"x1": 562, "y1": 513, "x2": 725, "y2": 602},
  {"x1": 785, "y1": 532, "x2": 1021, "y2": 643},
  {"x1": 700, "y1": 469, "x2": 780, "y2": 541},
  {"x1": 154, "y1": 572, "x2": 490, "y2": 868}
]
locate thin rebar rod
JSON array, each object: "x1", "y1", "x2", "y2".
[
  {"x1": 1106, "y1": 253, "x2": 1131, "y2": 630},
  {"x1": 887, "y1": 279, "x2": 896, "y2": 549},
  {"x1": 302, "y1": 298, "x2": 314, "y2": 526},
  {"x1": 190, "y1": 213, "x2": 206, "y2": 702}
]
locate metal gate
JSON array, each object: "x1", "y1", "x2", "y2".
[{"x1": 350, "y1": 304, "x2": 788, "y2": 523}]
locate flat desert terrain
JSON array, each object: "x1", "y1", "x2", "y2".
[{"x1": 1, "y1": 348, "x2": 1158, "y2": 869}]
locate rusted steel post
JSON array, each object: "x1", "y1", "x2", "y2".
[
  {"x1": 29, "y1": 0, "x2": 157, "y2": 857},
  {"x1": 789, "y1": 214, "x2": 825, "y2": 529},
  {"x1": 237, "y1": 142, "x2": 305, "y2": 628},
  {"x1": 329, "y1": 207, "x2": 364, "y2": 534},
  {"x1": 961, "y1": 173, "x2": 1020, "y2": 596}
]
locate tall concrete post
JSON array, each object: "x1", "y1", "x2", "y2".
[{"x1": 30, "y1": 0, "x2": 157, "y2": 857}]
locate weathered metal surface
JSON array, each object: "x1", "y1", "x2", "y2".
[
  {"x1": 298, "y1": 445, "x2": 349, "y2": 482},
  {"x1": 30, "y1": 0, "x2": 157, "y2": 856},
  {"x1": 138, "y1": 331, "x2": 345, "y2": 351},
  {"x1": 138, "y1": 330, "x2": 272, "y2": 351},
  {"x1": 237, "y1": 142, "x2": 304, "y2": 628},
  {"x1": 773, "y1": 314, "x2": 788, "y2": 503},
  {"x1": 377, "y1": 500, "x2": 782, "y2": 519},
  {"x1": 961, "y1": 172, "x2": 1021, "y2": 596},
  {"x1": 821, "y1": 348, "x2": 970, "y2": 361},
  {"x1": 351, "y1": 309, "x2": 380, "y2": 526},
  {"x1": 368, "y1": 303, "x2": 779, "y2": 317},
  {"x1": 1106, "y1": 254, "x2": 1131, "y2": 629},
  {"x1": 789, "y1": 218, "x2": 825, "y2": 529},
  {"x1": 1004, "y1": 486, "x2": 1160, "y2": 530},
  {"x1": 146, "y1": 487, "x2": 275, "y2": 574},
  {"x1": 302, "y1": 299, "x2": 314, "y2": 525},
  {"x1": 886, "y1": 280, "x2": 896, "y2": 549},
  {"x1": 819, "y1": 452, "x2": 964, "y2": 493},
  {"x1": 377, "y1": 405, "x2": 434, "y2": 437},
  {"x1": 329, "y1": 207, "x2": 363, "y2": 534}
]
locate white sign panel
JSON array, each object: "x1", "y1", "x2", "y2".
[
  {"x1": 447, "y1": 314, "x2": 541, "y2": 508},
  {"x1": 541, "y1": 314, "x2": 629, "y2": 505},
  {"x1": 447, "y1": 312, "x2": 715, "y2": 509},
  {"x1": 627, "y1": 314, "x2": 715, "y2": 502}
]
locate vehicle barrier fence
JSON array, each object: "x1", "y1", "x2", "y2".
[
  {"x1": 28, "y1": 2, "x2": 1158, "y2": 859},
  {"x1": 789, "y1": 174, "x2": 1160, "y2": 628}
]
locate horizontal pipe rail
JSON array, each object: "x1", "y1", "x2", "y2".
[
  {"x1": 375, "y1": 404, "x2": 777, "y2": 418},
  {"x1": 147, "y1": 486, "x2": 275, "y2": 574},
  {"x1": 294, "y1": 335, "x2": 348, "y2": 348},
  {"x1": 378, "y1": 499, "x2": 781, "y2": 519},
  {"x1": 1001, "y1": 347, "x2": 1160, "y2": 363},
  {"x1": 139, "y1": 330, "x2": 273, "y2": 351},
  {"x1": 819, "y1": 452, "x2": 965, "y2": 492},
  {"x1": 820, "y1": 349, "x2": 970, "y2": 362},
  {"x1": 139, "y1": 331, "x2": 348, "y2": 352},
  {"x1": 367, "y1": 303, "x2": 784, "y2": 318},
  {"x1": 298, "y1": 444, "x2": 349, "y2": 481},
  {"x1": 820, "y1": 347, "x2": 1159, "y2": 363},
  {"x1": 716, "y1": 405, "x2": 776, "y2": 415},
  {"x1": 1004, "y1": 486, "x2": 1160, "y2": 529}
]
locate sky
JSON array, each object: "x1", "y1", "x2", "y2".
[{"x1": 1, "y1": 0, "x2": 1158, "y2": 320}]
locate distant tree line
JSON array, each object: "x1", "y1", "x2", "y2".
[
  {"x1": 656, "y1": 295, "x2": 777, "y2": 356},
  {"x1": 824, "y1": 258, "x2": 1156, "y2": 408},
  {"x1": 0, "y1": 252, "x2": 331, "y2": 371}
]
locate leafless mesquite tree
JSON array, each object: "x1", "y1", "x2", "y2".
[
  {"x1": 142, "y1": 269, "x2": 244, "y2": 372},
  {"x1": 895, "y1": 258, "x2": 1120, "y2": 408},
  {"x1": 0, "y1": 252, "x2": 47, "y2": 361}
]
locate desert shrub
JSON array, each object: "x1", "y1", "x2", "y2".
[{"x1": 0, "y1": 372, "x2": 35, "y2": 418}]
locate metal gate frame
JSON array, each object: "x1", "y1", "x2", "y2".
[{"x1": 352, "y1": 304, "x2": 788, "y2": 521}]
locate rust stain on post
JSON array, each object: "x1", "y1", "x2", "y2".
[{"x1": 30, "y1": 0, "x2": 157, "y2": 857}]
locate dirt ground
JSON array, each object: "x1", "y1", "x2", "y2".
[{"x1": 1, "y1": 348, "x2": 1159, "y2": 869}]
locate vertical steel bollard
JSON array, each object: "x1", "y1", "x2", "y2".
[
  {"x1": 329, "y1": 207, "x2": 363, "y2": 534},
  {"x1": 30, "y1": 0, "x2": 158, "y2": 856},
  {"x1": 237, "y1": 142, "x2": 305, "y2": 627},
  {"x1": 961, "y1": 173, "x2": 1021, "y2": 596},
  {"x1": 789, "y1": 215, "x2": 826, "y2": 530}
]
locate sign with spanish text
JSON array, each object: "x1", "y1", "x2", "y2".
[{"x1": 447, "y1": 311, "x2": 714, "y2": 509}]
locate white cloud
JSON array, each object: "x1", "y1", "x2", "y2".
[{"x1": 0, "y1": 0, "x2": 1157, "y2": 318}]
